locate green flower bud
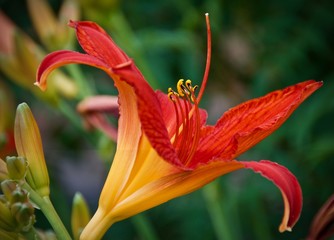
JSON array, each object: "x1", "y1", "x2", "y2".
[
  {"x1": 71, "y1": 192, "x2": 91, "y2": 240},
  {"x1": 0, "y1": 158, "x2": 9, "y2": 182},
  {"x1": 0, "y1": 195, "x2": 6, "y2": 203},
  {"x1": 10, "y1": 188, "x2": 29, "y2": 204},
  {"x1": 1, "y1": 180, "x2": 17, "y2": 203},
  {"x1": 0, "y1": 200, "x2": 16, "y2": 231},
  {"x1": 14, "y1": 103, "x2": 50, "y2": 197},
  {"x1": 6, "y1": 156, "x2": 27, "y2": 180},
  {"x1": 9, "y1": 202, "x2": 22, "y2": 219},
  {"x1": 0, "y1": 228, "x2": 19, "y2": 240},
  {"x1": 11, "y1": 202, "x2": 35, "y2": 229}
]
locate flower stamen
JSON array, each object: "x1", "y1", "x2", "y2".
[
  {"x1": 166, "y1": 14, "x2": 211, "y2": 168},
  {"x1": 168, "y1": 79, "x2": 201, "y2": 167}
]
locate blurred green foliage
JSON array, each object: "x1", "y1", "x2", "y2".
[{"x1": 1, "y1": 0, "x2": 333, "y2": 239}]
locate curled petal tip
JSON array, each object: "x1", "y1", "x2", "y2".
[
  {"x1": 242, "y1": 160, "x2": 302, "y2": 233},
  {"x1": 279, "y1": 225, "x2": 292, "y2": 233},
  {"x1": 34, "y1": 81, "x2": 45, "y2": 91}
]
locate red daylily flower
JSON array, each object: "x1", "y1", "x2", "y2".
[{"x1": 36, "y1": 14, "x2": 322, "y2": 239}]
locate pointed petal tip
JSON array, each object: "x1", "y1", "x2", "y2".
[
  {"x1": 307, "y1": 79, "x2": 323, "y2": 89},
  {"x1": 302, "y1": 80, "x2": 323, "y2": 95},
  {"x1": 207, "y1": 79, "x2": 323, "y2": 161}
]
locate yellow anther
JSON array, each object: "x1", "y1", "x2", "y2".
[
  {"x1": 177, "y1": 79, "x2": 192, "y2": 97},
  {"x1": 185, "y1": 79, "x2": 192, "y2": 90},
  {"x1": 177, "y1": 79, "x2": 185, "y2": 97},
  {"x1": 168, "y1": 79, "x2": 198, "y2": 102},
  {"x1": 167, "y1": 87, "x2": 179, "y2": 102},
  {"x1": 168, "y1": 91, "x2": 176, "y2": 101},
  {"x1": 168, "y1": 87, "x2": 173, "y2": 93}
]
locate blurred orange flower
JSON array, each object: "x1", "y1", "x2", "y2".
[{"x1": 0, "y1": 11, "x2": 77, "y2": 100}]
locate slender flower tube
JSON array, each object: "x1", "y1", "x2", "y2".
[
  {"x1": 14, "y1": 103, "x2": 50, "y2": 197},
  {"x1": 36, "y1": 14, "x2": 322, "y2": 239}
]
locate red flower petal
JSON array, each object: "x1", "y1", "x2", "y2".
[
  {"x1": 242, "y1": 160, "x2": 302, "y2": 232},
  {"x1": 192, "y1": 80, "x2": 322, "y2": 165},
  {"x1": 36, "y1": 50, "x2": 109, "y2": 90},
  {"x1": 68, "y1": 20, "x2": 129, "y2": 66}
]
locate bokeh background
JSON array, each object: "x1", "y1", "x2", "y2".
[{"x1": 1, "y1": 0, "x2": 333, "y2": 239}]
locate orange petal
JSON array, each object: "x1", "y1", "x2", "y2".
[
  {"x1": 242, "y1": 160, "x2": 302, "y2": 232},
  {"x1": 192, "y1": 80, "x2": 322, "y2": 166},
  {"x1": 111, "y1": 160, "x2": 243, "y2": 220},
  {"x1": 36, "y1": 50, "x2": 146, "y2": 205},
  {"x1": 80, "y1": 160, "x2": 244, "y2": 239},
  {"x1": 112, "y1": 64, "x2": 182, "y2": 167},
  {"x1": 97, "y1": 80, "x2": 143, "y2": 214}
]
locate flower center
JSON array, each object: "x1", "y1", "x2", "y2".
[{"x1": 168, "y1": 79, "x2": 201, "y2": 167}]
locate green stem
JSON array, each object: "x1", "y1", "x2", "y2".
[
  {"x1": 22, "y1": 183, "x2": 71, "y2": 240},
  {"x1": 202, "y1": 182, "x2": 233, "y2": 240},
  {"x1": 132, "y1": 214, "x2": 159, "y2": 240}
]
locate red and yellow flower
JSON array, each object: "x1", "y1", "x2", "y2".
[{"x1": 36, "y1": 14, "x2": 322, "y2": 239}]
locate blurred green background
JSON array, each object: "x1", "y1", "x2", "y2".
[{"x1": 1, "y1": 0, "x2": 333, "y2": 239}]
